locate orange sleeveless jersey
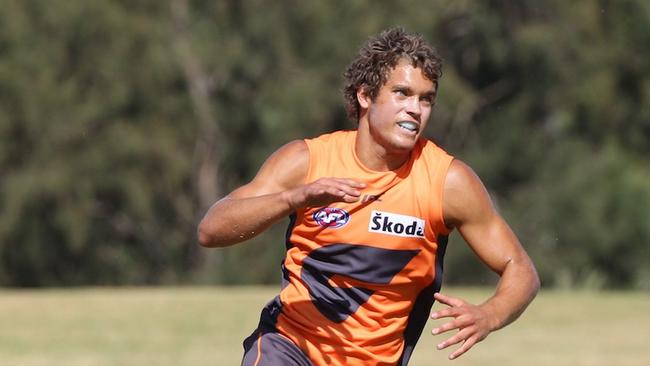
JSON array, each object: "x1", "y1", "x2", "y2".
[{"x1": 272, "y1": 130, "x2": 453, "y2": 366}]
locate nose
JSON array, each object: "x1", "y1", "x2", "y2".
[{"x1": 405, "y1": 96, "x2": 421, "y2": 119}]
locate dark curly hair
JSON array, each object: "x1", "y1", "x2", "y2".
[{"x1": 343, "y1": 28, "x2": 443, "y2": 120}]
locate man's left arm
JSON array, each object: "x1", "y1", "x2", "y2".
[{"x1": 431, "y1": 159, "x2": 540, "y2": 360}]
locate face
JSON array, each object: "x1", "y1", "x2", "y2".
[{"x1": 358, "y1": 59, "x2": 436, "y2": 154}]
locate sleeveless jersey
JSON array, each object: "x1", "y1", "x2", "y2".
[{"x1": 259, "y1": 130, "x2": 454, "y2": 366}]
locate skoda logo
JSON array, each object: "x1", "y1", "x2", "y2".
[{"x1": 313, "y1": 207, "x2": 350, "y2": 228}]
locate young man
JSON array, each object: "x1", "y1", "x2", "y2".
[{"x1": 198, "y1": 28, "x2": 539, "y2": 365}]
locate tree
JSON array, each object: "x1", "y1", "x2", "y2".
[{"x1": 0, "y1": 0, "x2": 647, "y2": 288}]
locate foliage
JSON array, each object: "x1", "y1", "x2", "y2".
[{"x1": 0, "y1": 0, "x2": 648, "y2": 288}]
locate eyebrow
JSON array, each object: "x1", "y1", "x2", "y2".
[
  {"x1": 392, "y1": 84, "x2": 436, "y2": 96},
  {"x1": 392, "y1": 85, "x2": 411, "y2": 92},
  {"x1": 391, "y1": 84, "x2": 437, "y2": 95},
  {"x1": 422, "y1": 91, "x2": 437, "y2": 100}
]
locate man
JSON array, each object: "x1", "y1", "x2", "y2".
[{"x1": 198, "y1": 28, "x2": 539, "y2": 365}]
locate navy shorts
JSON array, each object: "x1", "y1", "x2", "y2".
[{"x1": 241, "y1": 331, "x2": 313, "y2": 366}]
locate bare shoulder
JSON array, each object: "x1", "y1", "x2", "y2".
[
  {"x1": 444, "y1": 159, "x2": 485, "y2": 193},
  {"x1": 443, "y1": 159, "x2": 495, "y2": 228},
  {"x1": 263, "y1": 139, "x2": 310, "y2": 188},
  {"x1": 270, "y1": 139, "x2": 309, "y2": 162},
  {"x1": 228, "y1": 139, "x2": 309, "y2": 199}
]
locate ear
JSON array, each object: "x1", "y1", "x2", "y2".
[{"x1": 356, "y1": 87, "x2": 371, "y2": 109}]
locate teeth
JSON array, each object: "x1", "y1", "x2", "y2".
[{"x1": 398, "y1": 121, "x2": 418, "y2": 132}]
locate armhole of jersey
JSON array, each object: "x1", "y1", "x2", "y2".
[
  {"x1": 303, "y1": 138, "x2": 315, "y2": 183},
  {"x1": 434, "y1": 154, "x2": 454, "y2": 236},
  {"x1": 289, "y1": 139, "x2": 315, "y2": 230}
]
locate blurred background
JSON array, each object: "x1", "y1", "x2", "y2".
[{"x1": 0, "y1": 0, "x2": 649, "y2": 291}]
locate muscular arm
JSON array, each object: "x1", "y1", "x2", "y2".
[
  {"x1": 197, "y1": 140, "x2": 365, "y2": 247},
  {"x1": 431, "y1": 159, "x2": 540, "y2": 359}
]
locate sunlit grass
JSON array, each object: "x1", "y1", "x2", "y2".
[{"x1": 0, "y1": 287, "x2": 648, "y2": 365}]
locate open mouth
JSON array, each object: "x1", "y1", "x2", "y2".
[{"x1": 397, "y1": 121, "x2": 419, "y2": 133}]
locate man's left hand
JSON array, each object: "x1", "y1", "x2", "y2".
[{"x1": 430, "y1": 292, "x2": 495, "y2": 360}]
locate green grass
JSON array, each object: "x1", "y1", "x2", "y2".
[{"x1": 0, "y1": 287, "x2": 648, "y2": 365}]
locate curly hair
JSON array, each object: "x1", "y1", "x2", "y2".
[{"x1": 343, "y1": 28, "x2": 443, "y2": 120}]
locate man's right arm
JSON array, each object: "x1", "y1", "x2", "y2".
[{"x1": 197, "y1": 140, "x2": 365, "y2": 247}]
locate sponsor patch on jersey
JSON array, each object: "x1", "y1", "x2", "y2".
[
  {"x1": 368, "y1": 210, "x2": 425, "y2": 238},
  {"x1": 313, "y1": 207, "x2": 350, "y2": 228}
]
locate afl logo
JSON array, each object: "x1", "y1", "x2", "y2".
[{"x1": 313, "y1": 207, "x2": 350, "y2": 228}]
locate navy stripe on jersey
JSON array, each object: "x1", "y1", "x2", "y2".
[
  {"x1": 257, "y1": 296, "x2": 283, "y2": 333},
  {"x1": 433, "y1": 235, "x2": 449, "y2": 295},
  {"x1": 397, "y1": 234, "x2": 449, "y2": 366},
  {"x1": 242, "y1": 330, "x2": 313, "y2": 366},
  {"x1": 284, "y1": 213, "x2": 297, "y2": 251},
  {"x1": 281, "y1": 214, "x2": 298, "y2": 289},
  {"x1": 301, "y1": 243, "x2": 420, "y2": 323}
]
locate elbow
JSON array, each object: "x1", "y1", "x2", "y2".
[
  {"x1": 533, "y1": 270, "x2": 541, "y2": 294},
  {"x1": 197, "y1": 229, "x2": 214, "y2": 248},
  {"x1": 197, "y1": 220, "x2": 221, "y2": 248},
  {"x1": 528, "y1": 265, "x2": 541, "y2": 298},
  {"x1": 197, "y1": 218, "x2": 241, "y2": 248},
  {"x1": 515, "y1": 255, "x2": 541, "y2": 296}
]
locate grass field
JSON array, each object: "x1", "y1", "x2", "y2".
[{"x1": 0, "y1": 286, "x2": 648, "y2": 366}]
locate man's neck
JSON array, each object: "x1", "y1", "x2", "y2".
[{"x1": 354, "y1": 124, "x2": 411, "y2": 172}]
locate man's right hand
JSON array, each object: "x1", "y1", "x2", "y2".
[{"x1": 284, "y1": 178, "x2": 367, "y2": 210}]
